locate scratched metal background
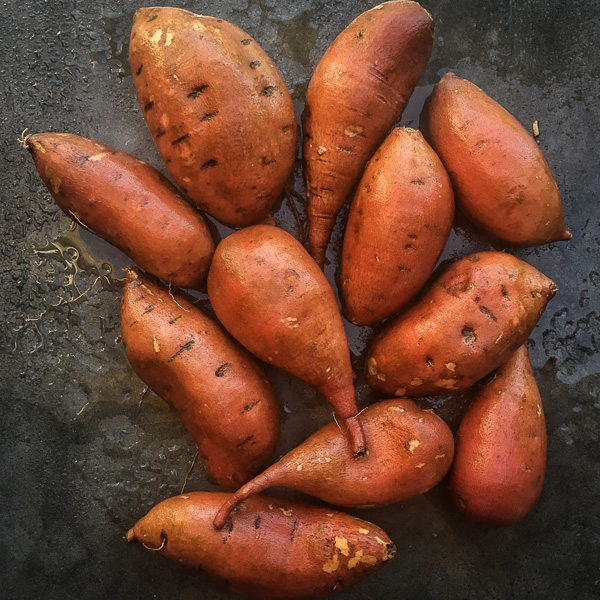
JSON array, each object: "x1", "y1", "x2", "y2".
[{"x1": 1, "y1": 0, "x2": 599, "y2": 598}]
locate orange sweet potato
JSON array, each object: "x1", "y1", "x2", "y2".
[
  {"x1": 304, "y1": 1, "x2": 434, "y2": 268},
  {"x1": 121, "y1": 267, "x2": 279, "y2": 489},
  {"x1": 129, "y1": 7, "x2": 297, "y2": 228},
  {"x1": 207, "y1": 225, "x2": 366, "y2": 456},
  {"x1": 26, "y1": 132, "x2": 214, "y2": 290},
  {"x1": 127, "y1": 492, "x2": 396, "y2": 599},
  {"x1": 341, "y1": 127, "x2": 454, "y2": 326},
  {"x1": 213, "y1": 398, "x2": 454, "y2": 529},
  {"x1": 424, "y1": 72, "x2": 570, "y2": 245},
  {"x1": 365, "y1": 252, "x2": 557, "y2": 396},
  {"x1": 449, "y1": 345, "x2": 547, "y2": 526}
]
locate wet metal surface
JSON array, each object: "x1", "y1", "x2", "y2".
[{"x1": 1, "y1": 1, "x2": 599, "y2": 598}]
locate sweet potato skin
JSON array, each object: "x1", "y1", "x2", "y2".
[
  {"x1": 130, "y1": 7, "x2": 297, "y2": 228},
  {"x1": 127, "y1": 492, "x2": 396, "y2": 599},
  {"x1": 341, "y1": 127, "x2": 454, "y2": 325},
  {"x1": 365, "y1": 252, "x2": 557, "y2": 396},
  {"x1": 207, "y1": 225, "x2": 365, "y2": 454},
  {"x1": 26, "y1": 133, "x2": 214, "y2": 290},
  {"x1": 425, "y1": 72, "x2": 570, "y2": 245},
  {"x1": 213, "y1": 399, "x2": 454, "y2": 528},
  {"x1": 304, "y1": 1, "x2": 434, "y2": 268},
  {"x1": 121, "y1": 268, "x2": 279, "y2": 490},
  {"x1": 449, "y1": 345, "x2": 547, "y2": 526}
]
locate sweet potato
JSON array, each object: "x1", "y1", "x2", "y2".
[
  {"x1": 449, "y1": 345, "x2": 547, "y2": 526},
  {"x1": 26, "y1": 132, "x2": 214, "y2": 290},
  {"x1": 424, "y1": 72, "x2": 570, "y2": 245},
  {"x1": 365, "y1": 252, "x2": 557, "y2": 396},
  {"x1": 121, "y1": 267, "x2": 279, "y2": 489},
  {"x1": 341, "y1": 127, "x2": 454, "y2": 325},
  {"x1": 127, "y1": 492, "x2": 396, "y2": 599},
  {"x1": 304, "y1": 1, "x2": 434, "y2": 268},
  {"x1": 129, "y1": 7, "x2": 297, "y2": 228},
  {"x1": 207, "y1": 225, "x2": 366, "y2": 456},
  {"x1": 213, "y1": 398, "x2": 454, "y2": 529}
]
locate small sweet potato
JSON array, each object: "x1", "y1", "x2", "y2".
[
  {"x1": 130, "y1": 7, "x2": 297, "y2": 228},
  {"x1": 449, "y1": 345, "x2": 547, "y2": 526},
  {"x1": 26, "y1": 132, "x2": 214, "y2": 290},
  {"x1": 213, "y1": 398, "x2": 454, "y2": 529},
  {"x1": 207, "y1": 225, "x2": 366, "y2": 456},
  {"x1": 424, "y1": 72, "x2": 570, "y2": 245},
  {"x1": 341, "y1": 127, "x2": 454, "y2": 326},
  {"x1": 304, "y1": 1, "x2": 434, "y2": 268},
  {"x1": 127, "y1": 492, "x2": 396, "y2": 599},
  {"x1": 365, "y1": 252, "x2": 557, "y2": 396},
  {"x1": 121, "y1": 267, "x2": 279, "y2": 489}
]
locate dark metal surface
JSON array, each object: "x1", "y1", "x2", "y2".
[{"x1": 1, "y1": 1, "x2": 598, "y2": 598}]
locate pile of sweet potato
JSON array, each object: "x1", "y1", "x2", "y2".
[{"x1": 25, "y1": 2, "x2": 570, "y2": 598}]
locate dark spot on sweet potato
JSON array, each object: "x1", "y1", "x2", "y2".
[
  {"x1": 466, "y1": 255, "x2": 481, "y2": 262},
  {"x1": 156, "y1": 129, "x2": 166, "y2": 138},
  {"x1": 250, "y1": 60, "x2": 261, "y2": 69},
  {"x1": 425, "y1": 357, "x2": 434, "y2": 368},
  {"x1": 501, "y1": 284, "x2": 509, "y2": 298},
  {"x1": 290, "y1": 518, "x2": 299, "y2": 542},
  {"x1": 241, "y1": 38, "x2": 252, "y2": 45},
  {"x1": 479, "y1": 305, "x2": 498, "y2": 322},
  {"x1": 135, "y1": 295, "x2": 147, "y2": 302},
  {"x1": 188, "y1": 85, "x2": 209, "y2": 99},
  {"x1": 215, "y1": 363, "x2": 232, "y2": 377},
  {"x1": 404, "y1": 243, "x2": 415, "y2": 250},
  {"x1": 136, "y1": 64, "x2": 143, "y2": 76},
  {"x1": 356, "y1": 31, "x2": 363, "y2": 39},
  {"x1": 161, "y1": 221, "x2": 169, "y2": 229},
  {"x1": 461, "y1": 326, "x2": 477, "y2": 344},
  {"x1": 142, "y1": 304, "x2": 156, "y2": 315},
  {"x1": 201, "y1": 159, "x2": 218, "y2": 169},
  {"x1": 254, "y1": 516, "x2": 261, "y2": 529},
  {"x1": 282, "y1": 123, "x2": 294, "y2": 133},
  {"x1": 260, "y1": 156, "x2": 276, "y2": 166},
  {"x1": 242, "y1": 399, "x2": 261, "y2": 414},
  {"x1": 168, "y1": 340, "x2": 195, "y2": 362},
  {"x1": 397, "y1": 265, "x2": 411, "y2": 272},
  {"x1": 169, "y1": 315, "x2": 182, "y2": 324},
  {"x1": 216, "y1": 19, "x2": 222, "y2": 23},
  {"x1": 236, "y1": 435, "x2": 254, "y2": 448},
  {"x1": 144, "y1": 101, "x2": 154, "y2": 112},
  {"x1": 114, "y1": 173, "x2": 123, "y2": 181},
  {"x1": 261, "y1": 85, "x2": 278, "y2": 97},
  {"x1": 201, "y1": 111, "x2": 219, "y2": 121},
  {"x1": 147, "y1": 14, "x2": 158, "y2": 22},
  {"x1": 411, "y1": 179, "x2": 425, "y2": 185},
  {"x1": 408, "y1": 234, "x2": 418, "y2": 239},
  {"x1": 172, "y1": 133, "x2": 191, "y2": 145}
]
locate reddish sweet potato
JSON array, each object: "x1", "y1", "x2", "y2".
[
  {"x1": 425, "y1": 72, "x2": 570, "y2": 245},
  {"x1": 121, "y1": 267, "x2": 279, "y2": 489},
  {"x1": 341, "y1": 127, "x2": 454, "y2": 325},
  {"x1": 127, "y1": 492, "x2": 396, "y2": 599},
  {"x1": 449, "y1": 345, "x2": 547, "y2": 526},
  {"x1": 213, "y1": 398, "x2": 454, "y2": 529},
  {"x1": 304, "y1": 1, "x2": 434, "y2": 268},
  {"x1": 207, "y1": 225, "x2": 366, "y2": 456},
  {"x1": 26, "y1": 132, "x2": 214, "y2": 290},
  {"x1": 365, "y1": 252, "x2": 557, "y2": 396},
  {"x1": 130, "y1": 7, "x2": 297, "y2": 228}
]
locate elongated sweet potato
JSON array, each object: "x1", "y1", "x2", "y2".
[
  {"x1": 213, "y1": 398, "x2": 454, "y2": 528},
  {"x1": 121, "y1": 267, "x2": 279, "y2": 489},
  {"x1": 207, "y1": 225, "x2": 366, "y2": 456},
  {"x1": 130, "y1": 7, "x2": 297, "y2": 228},
  {"x1": 304, "y1": 1, "x2": 434, "y2": 268},
  {"x1": 425, "y1": 72, "x2": 570, "y2": 245},
  {"x1": 127, "y1": 492, "x2": 396, "y2": 599},
  {"x1": 365, "y1": 252, "x2": 557, "y2": 396},
  {"x1": 26, "y1": 132, "x2": 214, "y2": 290},
  {"x1": 341, "y1": 127, "x2": 454, "y2": 325},
  {"x1": 449, "y1": 345, "x2": 547, "y2": 526}
]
